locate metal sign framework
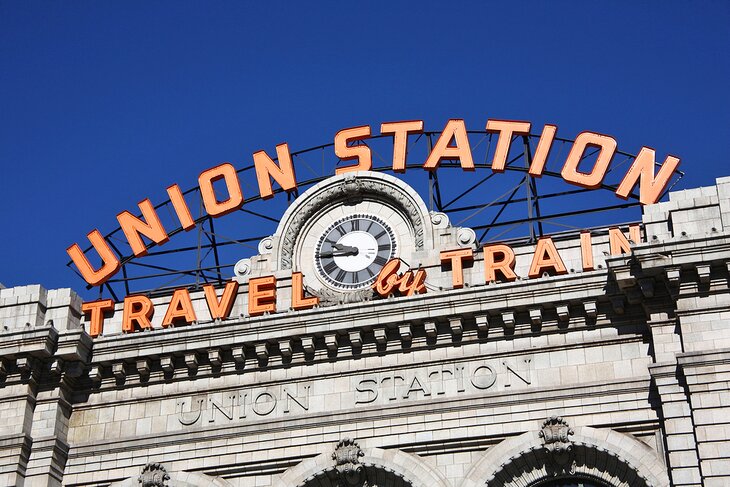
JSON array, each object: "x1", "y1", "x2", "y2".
[{"x1": 67, "y1": 130, "x2": 684, "y2": 300}]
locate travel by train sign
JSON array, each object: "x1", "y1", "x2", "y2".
[
  {"x1": 81, "y1": 224, "x2": 641, "y2": 338},
  {"x1": 68, "y1": 118, "x2": 680, "y2": 289}
]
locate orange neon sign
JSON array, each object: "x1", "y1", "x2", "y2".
[
  {"x1": 82, "y1": 222, "x2": 641, "y2": 337},
  {"x1": 67, "y1": 119, "x2": 680, "y2": 288}
]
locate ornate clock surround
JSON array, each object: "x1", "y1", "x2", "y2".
[{"x1": 271, "y1": 171, "x2": 433, "y2": 272}]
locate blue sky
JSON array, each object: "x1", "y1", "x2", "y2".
[{"x1": 1, "y1": 1, "x2": 729, "y2": 296}]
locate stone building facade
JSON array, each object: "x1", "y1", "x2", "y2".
[{"x1": 1, "y1": 172, "x2": 729, "y2": 486}]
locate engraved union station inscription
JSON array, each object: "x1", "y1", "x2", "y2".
[
  {"x1": 175, "y1": 359, "x2": 532, "y2": 427},
  {"x1": 354, "y1": 359, "x2": 532, "y2": 405},
  {"x1": 176, "y1": 384, "x2": 312, "y2": 426}
]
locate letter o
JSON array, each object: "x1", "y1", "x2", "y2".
[
  {"x1": 252, "y1": 391, "x2": 277, "y2": 416},
  {"x1": 470, "y1": 365, "x2": 497, "y2": 390},
  {"x1": 199, "y1": 163, "x2": 244, "y2": 217}
]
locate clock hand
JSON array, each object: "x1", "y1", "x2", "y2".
[
  {"x1": 332, "y1": 243, "x2": 357, "y2": 252},
  {"x1": 318, "y1": 245, "x2": 359, "y2": 258}
]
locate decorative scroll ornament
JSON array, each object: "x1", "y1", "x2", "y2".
[
  {"x1": 138, "y1": 463, "x2": 170, "y2": 487},
  {"x1": 539, "y1": 416, "x2": 576, "y2": 475},
  {"x1": 258, "y1": 236, "x2": 274, "y2": 254},
  {"x1": 332, "y1": 438, "x2": 367, "y2": 486},
  {"x1": 430, "y1": 211, "x2": 449, "y2": 229},
  {"x1": 234, "y1": 258, "x2": 252, "y2": 277},
  {"x1": 456, "y1": 227, "x2": 477, "y2": 248}
]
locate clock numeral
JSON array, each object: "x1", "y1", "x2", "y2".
[
  {"x1": 366, "y1": 267, "x2": 375, "y2": 278},
  {"x1": 336, "y1": 269, "x2": 347, "y2": 282},
  {"x1": 366, "y1": 220, "x2": 374, "y2": 232},
  {"x1": 374, "y1": 230, "x2": 387, "y2": 240},
  {"x1": 377, "y1": 244, "x2": 390, "y2": 251},
  {"x1": 374, "y1": 255, "x2": 387, "y2": 266},
  {"x1": 323, "y1": 260, "x2": 338, "y2": 274},
  {"x1": 335, "y1": 225, "x2": 346, "y2": 237},
  {"x1": 353, "y1": 270, "x2": 363, "y2": 283},
  {"x1": 352, "y1": 219, "x2": 360, "y2": 231}
]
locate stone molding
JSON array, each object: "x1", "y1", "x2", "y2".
[{"x1": 83, "y1": 270, "x2": 616, "y2": 380}]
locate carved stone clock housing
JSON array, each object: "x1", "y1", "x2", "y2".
[{"x1": 235, "y1": 171, "x2": 476, "y2": 304}]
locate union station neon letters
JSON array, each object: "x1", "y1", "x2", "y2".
[{"x1": 68, "y1": 118, "x2": 680, "y2": 288}]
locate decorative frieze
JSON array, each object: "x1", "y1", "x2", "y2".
[
  {"x1": 475, "y1": 314, "x2": 489, "y2": 332},
  {"x1": 399, "y1": 324, "x2": 412, "y2": 342},
  {"x1": 161, "y1": 356, "x2": 174, "y2": 372},
  {"x1": 348, "y1": 331, "x2": 362, "y2": 348},
  {"x1": 279, "y1": 339, "x2": 292, "y2": 357},
  {"x1": 49, "y1": 358, "x2": 63, "y2": 375},
  {"x1": 112, "y1": 362, "x2": 126, "y2": 381},
  {"x1": 232, "y1": 347, "x2": 246, "y2": 364},
  {"x1": 325, "y1": 334, "x2": 338, "y2": 351},
  {"x1": 17, "y1": 356, "x2": 31, "y2": 373},
  {"x1": 184, "y1": 352, "x2": 198, "y2": 370},
  {"x1": 583, "y1": 300, "x2": 597, "y2": 318},
  {"x1": 255, "y1": 343, "x2": 268, "y2": 361},
  {"x1": 208, "y1": 349, "x2": 222, "y2": 367},
  {"x1": 136, "y1": 358, "x2": 150, "y2": 376},
  {"x1": 449, "y1": 317, "x2": 463, "y2": 336},
  {"x1": 696, "y1": 264, "x2": 711, "y2": 283},
  {"x1": 424, "y1": 321, "x2": 437, "y2": 337},
  {"x1": 529, "y1": 308, "x2": 542, "y2": 325},
  {"x1": 501, "y1": 311, "x2": 515, "y2": 328},
  {"x1": 666, "y1": 267, "x2": 681, "y2": 285},
  {"x1": 556, "y1": 305, "x2": 570, "y2": 322},
  {"x1": 89, "y1": 365, "x2": 102, "y2": 382},
  {"x1": 301, "y1": 337, "x2": 315, "y2": 354}
]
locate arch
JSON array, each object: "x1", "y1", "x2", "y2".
[
  {"x1": 273, "y1": 443, "x2": 450, "y2": 487},
  {"x1": 459, "y1": 425, "x2": 669, "y2": 487}
]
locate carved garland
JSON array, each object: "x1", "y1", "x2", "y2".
[{"x1": 279, "y1": 176, "x2": 426, "y2": 270}]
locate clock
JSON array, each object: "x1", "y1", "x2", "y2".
[{"x1": 314, "y1": 214, "x2": 397, "y2": 290}]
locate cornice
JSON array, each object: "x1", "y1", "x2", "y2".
[{"x1": 89, "y1": 270, "x2": 613, "y2": 363}]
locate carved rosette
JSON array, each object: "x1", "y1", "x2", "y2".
[
  {"x1": 539, "y1": 416, "x2": 576, "y2": 474},
  {"x1": 138, "y1": 463, "x2": 170, "y2": 487},
  {"x1": 331, "y1": 438, "x2": 368, "y2": 486}
]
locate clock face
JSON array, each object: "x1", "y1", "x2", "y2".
[{"x1": 314, "y1": 214, "x2": 397, "y2": 290}]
